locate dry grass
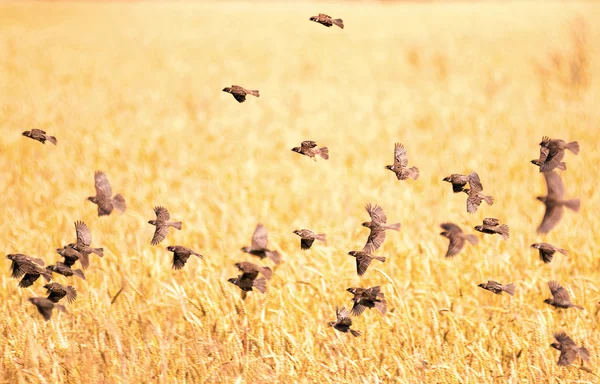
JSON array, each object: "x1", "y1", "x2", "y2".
[{"x1": 0, "y1": 1, "x2": 599, "y2": 383}]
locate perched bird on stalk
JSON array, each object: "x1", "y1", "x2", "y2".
[
  {"x1": 346, "y1": 286, "x2": 387, "y2": 316},
  {"x1": 362, "y1": 203, "x2": 401, "y2": 253},
  {"x1": 22, "y1": 129, "x2": 57, "y2": 145},
  {"x1": 385, "y1": 142, "x2": 419, "y2": 181},
  {"x1": 28, "y1": 297, "x2": 66, "y2": 321},
  {"x1": 478, "y1": 280, "x2": 515, "y2": 296},
  {"x1": 148, "y1": 206, "x2": 182, "y2": 246},
  {"x1": 309, "y1": 13, "x2": 344, "y2": 29},
  {"x1": 291, "y1": 140, "x2": 329, "y2": 161},
  {"x1": 439, "y1": 222, "x2": 478, "y2": 258},
  {"x1": 293, "y1": 229, "x2": 327, "y2": 250},
  {"x1": 241, "y1": 224, "x2": 281, "y2": 264},
  {"x1": 348, "y1": 249, "x2": 386, "y2": 276},
  {"x1": 166, "y1": 246, "x2": 203, "y2": 270},
  {"x1": 328, "y1": 306, "x2": 360, "y2": 337},
  {"x1": 551, "y1": 331, "x2": 590, "y2": 366},
  {"x1": 532, "y1": 136, "x2": 579, "y2": 173},
  {"x1": 44, "y1": 282, "x2": 77, "y2": 304},
  {"x1": 6, "y1": 254, "x2": 52, "y2": 288},
  {"x1": 536, "y1": 171, "x2": 580, "y2": 234},
  {"x1": 531, "y1": 243, "x2": 567, "y2": 264},
  {"x1": 234, "y1": 261, "x2": 272, "y2": 280},
  {"x1": 222, "y1": 85, "x2": 259, "y2": 103},
  {"x1": 47, "y1": 262, "x2": 85, "y2": 280},
  {"x1": 474, "y1": 218, "x2": 509, "y2": 240},
  {"x1": 544, "y1": 281, "x2": 583, "y2": 310},
  {"x1": 87, "y1": 171, "x2": 126, "y2": 216}
]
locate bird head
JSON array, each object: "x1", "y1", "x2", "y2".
[
  {"x1": 477, "y1": 283, "x2": 486, "y2": 289},
  {"x1": 442, "y1": 176, "x2": 451, "y2": 182},
  {"x1": 240, "y1": 246, "x2": 250, "y2": 253},
  {"x1": 385, "y1": 165, "x2": 393, "y2": 171},
  {"x1": 474, "y1": 225, "x2": 483, "y2": 231},
  {"x1": 6, "y1": 254, "x2": 15, "y2": 261},
  {"x1": 67, "y1": 243, "x2": 77, "y2": 249},
  {"x1": 43, "y1": 283, "x2": 51, "y2": 289},
  {"x1": 291, "y1": 147, "x2": 301, "y2": 153},
  {"x1": 361, "y1": 221, "x2": 371, "y2": 228},
  {"x1": 327, "y1": 321, "x2": 336, "y2": 327},
  {"x1": 87, "y1": 196, "x2": 97, "y2": 203},
  {"x1": 531, "y1": 243, "x2": 540, "y2": 249},
  {"x1": 536, "y1": 196, "x2": 546, "y2": 203},
  {"x1": 293, "y1": 230, "x2": 301, "y2": 236},
  {"x1": 56, "y1": 247, "x2": 64, "y2": 254},
  {"x1": 148, "y1": 220, "x2": 157, "y2": 226},
  {"x1": 346, "y1": 288, "x2": 357, "y2": 294},
  {"x1": 348, "y1": 251, "x2": 358, "y2": 257},
  {"x1": 46, "y1": 265, "x2": 55, "y2": 271},
  {"x1": 166, "y1": 246, "x2": 175, "y2": 252},
  {"x1": 550, "y1": 342, "x2": 561, "y2": 350},
  {"x1": 222, "y1": 87, "x2": 231, "y2": 93},
  {"x1": 543, "y1": 299, "x2": 553, "y2": 305},
  {"x1": 310, "y1": 16, "x2": 317, "y2": 21},
  {"x1": 227, "y1": 278, "x2": 238, "y2": 286},
  {"x1": 530, "y1": 159, "x2": 541, "y2": 166},
  {"x1": 22, "y1": 131, "x2": 31, "y2": 137},
  {"x1": 440, "y1": 231, "x2": 450, "y2": 238}
]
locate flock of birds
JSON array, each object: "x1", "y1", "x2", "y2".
[{"x1": 11, "y1": 13, "x2": 589, "y2": 368}]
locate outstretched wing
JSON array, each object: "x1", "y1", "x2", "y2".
[
  {"x1": 251, "y1": 224, "x2": 268, "y2": 250},
  {"x1": 154, "y1": 206, "x2": 171, "y2": 221},
  {"x1": 75, "y1": 221, "x2": 92, "y2": 248},
  {"x1": 94, "y1": 171, "x2": 113, "y2": 199},
  {"x1": 365, "y1": 203, "x2": 387, "y2": 224},
  {"x1": 394, "y1": 143, "x2": 408, "y2": 167},
  {"x1": 543, "y1": 171, "x2": 565, "y2": 200}
]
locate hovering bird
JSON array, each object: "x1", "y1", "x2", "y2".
[
  {"x1": 443, "y1": 173, "x2": 472, "y2": 193},
  {"x1": 6, "y1": 254, "x2": 52, "y2": 288},
  {"x1": 536, "y1": 171, "x2": 580, "y2": 234},
  {"x1": 461, "y1": 172, "x2": 493, "y2": 214},
  {"x1": 531, "y1": 243, "x2": 567, "y2": 264},
  {"x1": 293, "y1": 229, "x2": 327, "y2": 250},
  {"x1": 348, "y1": 250, "x2": 386, "y2": 276},
  {"x1": 439, "y1": 222, "x2": 478, "y2": 258},
  {"x1": 148, "y1": 206, "x2": 182, "y2": 246},
  {"x1": 362, "y1": 203, "x2": 401, "y2": 253},
  {"x1": 346, "y1": 286, "x2": 387, "y2": 316},
  {"x1": 228, "y1": 264, "x2": 267, "y2": 296},
  {"x1": 47, "y1": 262, "x2": 85, "y2": 280},
  {"x1": 56, "y1": 245, "x2": 88, "y2": 270},
  {"x1": 87, "y1": 171, "x2": 126, "y2": 216},
  {"x1": 544, "y1": 281, "x2": 583, "y2": 310},
  {"x1": 551, "y1": 331, "x2": 590, "y2": 366},
  {"x1": 309, "y1": 13, "x2": 344, "y2": 29},
  {"x1": 385, "y1": 142, "x2": 419, "y2": 181},
  {"x1": 166, "y1": 246, "x2": 203, "y2": 270},
  {"x1": 22, "y1": 129, "x2": 57, "y2": 145},
  {"x1": 222, "y1": 85, "x2": 259, "y2": 103},
  {"x1": 291, "y1": 140, "x2": 329, "y2": 161},
  {"x1": 474, "y1": 218, "x2": 509, "y2": 240},
  {"x1": 241, "y1": 224, "x2": 281, "y2": 264},
  {"x1": 478, "y1": 280, "x2": 515, "y2": 296},
  {"x1": 328, "y1": 306, "x2": 360, "y2": 337},
  {"x1": 28, "y1": 297, "x2": 66, "y2": 321},
  {"x1": 44, "y1": 282, "x2": 77, "y2": 304},
  {"x1": 533, "y1": 136, "x2": 579, "y2": 173},
  {"x1": 234, "y1": 261, "x2": 272, "y2": 280}
]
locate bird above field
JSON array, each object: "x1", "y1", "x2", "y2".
[
  {"x1": 44, "y1": 282, "x2": 77, "y2": 304},
  {"x1": 460, "y1": 172, "x2": 493, "y2": 214},
  {"x1": 551, "y1": 331, "x2": 590, "y2": 366},
  {"x1": 443, "y1": 173, "x2": 472, "y2": 193},
  {"x1": 293, "y1": 229, "x2": 327, "y2": 250},
  {"x1": 346, "y1": 286, "x2": 387, "y2": 316},
  {"x1": 531, "y1": 243, "x2": 567, "y2": 264},
  {"x1": 544, "y1": 280, "x2": 583, "y2": 310},
  {"x1": 87, "y1": 171, "x2": 126, "y2": 216},
  {"x1": 362, "y1": 203, "x2": 401, "y2": 253},
  {"x1": 228, "y1": 263, "x2": 268, "y2": 296},
  {"x1": 222, "y1": 85, "x2": 259, "y2": 103},
  {"x1": 477, "y1": 280, "x2": 515, "y2": 296},
  {"x1": 241, "y1": 224, "x2": 281, "y2": 264},
  {"x1": 328, "y1": 306, "x2": 360, "y2": 337},
  {"x1": 56, "y1": 245, "x2": 88, "y2": 270},
  {"x1": 474, "y1": 218, "x2": 509, "y2": 240},
  {"x1": 536, "y1": 171, "x2": 580, "y2": 234},
  {"x1": 148, "y1": 206, "x2": 182, "y2": 246},
  {"x1": 28, "y1": 297, "x2": 66, "y2": 321},
  {"x1": 532, "y1": 136, "x2": 579, "y2": 173},
  {"x1": 385, "y1": 142, "x2": 419, "y2": 181},
  {"x1": 291, "y1": 140, "x2": 329, "y2": 161},
  {"x1": 66, "y1": 221, "x2": 104, "y2": 263},
  {"x1": 22, "y1": 129, "x2": 57, "y2": 145},
  {"x1": 348, "y1": 250, "x2": 386, "y2": 276},
  {"x1": 6, "y1": 254, "x2": 52, "y2": 288},
  {"x1": 166, "y1": 246, "x2": 203, "y2": 270},
  {"x1": 47, "y1": 262, "x2": 85, "y2": 280},
  {"x1": 309, "y1": 13, "x2": 344, "y2": 29},
  {"x1": 234, "y1": 261, "x2": 272, "y2": 280},
  {"x1": 439, "y1": 222, "x2": 478, "y2": 258}
]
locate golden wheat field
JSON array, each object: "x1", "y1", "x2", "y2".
[{"x1": 1, "y1": 1, "x2": 600, "y2": 383}]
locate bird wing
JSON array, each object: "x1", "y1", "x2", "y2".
[
  {"x1": 300, "y1": 238, "x2": 315, "y2": 250},
  {"x1": 537, "y1": 145, "x2": 550, "y2": 164},
  {"x1": 336, "y1": 306, "x2": 352, "y2": 325},
  {"x1": 537, "y1": 203, "x2": 563, "y2": 234},
  {"x1": 557, "y1": 349, "x2": 578, "y2": 366},
  {"x1": 394, "y1": 143, "x2": 408, "y2": 167},
  {"x1": 241, "y1": 270, "x2": 259, "y2": 281},
  {"x1": 482, "y1": 218, "x2": 499, "y2": 226},
  {"x1": 548, "y1": 281, "x2": 572, "y2": 304},
  {"x1": 541, "y1": 146, "x2": 566, "y2": 172},
  {"x1": 29, "y1": 298, "x2": 54, "y2": 321},
  {"x1": 468, "y1": 171, "x2": 483, "y2": 193},
  {"x1": 301, "y1": 141, "x2": 317, "y2": 149},
  {"x1": 466, "y1": 193, "x2": 483, "y2": 214},
  {"x1": 543, "y1": 171, "x2": 565, "y2": 199},
  {"x1": 94, "y1": 171, "x2": 113, "y2": 199},
  {"x1": 172, "y1": 253, "x2": 187, "y2": 270},
  {"x1": 356, "y1": 255, "x2": 373, "y2": 276},
  {"x1": 446, "y1": 235, "x2": 466, "y2": 257},
  {"x1": 251, "y1": 224, "x2": 268, "y2": 249},
  {"x1": 75, "y1": 221, "x2": 92, "y2": 248},
  {"x1": 364, "y1": 228, "x2": 386, "y2": 254},
  {"x1": 554, "y1": 331, "x2": 577, "y2": 347},
  {"x1": 151, "y1": 224, "x2": 169, "y2": 246},
  {"x1": 440, "y1": 222, "x2": 462, "y2": 233},
  {"x1": 154, "y1": 206, "x2": 171, "y2": 221},
  {"x1": 232, "y1": 93, "x2": 246, "y2": 103},
  {"x1": 366, "y1": 203, "x2": 387, "y2": 224}
]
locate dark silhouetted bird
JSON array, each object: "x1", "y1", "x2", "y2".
[
  {"x1": 385, "y1": 142, "x2": 419, "y2": 180},
  {"x1": 241, "y1": 224, "x2": 281, "y2": 264},
  {"x1": 6, "y1": 254, "x2": 52, "y2": 288},
  {"x1": 56, "y1": 245, "x2": 88, "y2": 270},
  {"x1": 443, "y1": 173, "x2": 471, "y2": 193},
  {"x1": 544, "y1": 281, "x2": 583, "y2": 310},
  {"x1": 346, "y1": 286, "x2": 387, "y2": 316},
  {"x1": 439, "y1": 222, "x2": 478, "y2": 257},
  {"x1": 44, "y1": 282, "x2": 77, "y2": 304},
  {"x1": 47, "y1": 262, "x2": 85, "y2": 280},
  {"x1": 531, "y1": 243, "x2": 567, "y2": 264},
  {"x1": 348, "y1": 250, "x2": 386, "y2": 276},
  {"x1": 28, "y1": 297, "x2": 66, "y2": 321},
  {"x1": 536, "y1": 171, "x2": 580, "y2": 234},
  {"x1": 87, "y1": 171, "x2": 126, "y2": 216},
  {"x1": 534, "y1": 136, "x2": 579, "y2": 172},
  {"x1": 148, "y1": 206, "x2": 182, "y2": 246},
  {"x1": 478, "y1": 280, "x2": 515, "y2": 296},
  {"x1": 328, "y1": 306, "x2": 360, "y2": 337},
  {"x1": 362, "y1": 203, "x2": 401, "y2": 253},
  {"x1": 22, "y1": 129, "x2": 57, "y2": 145},
  {"x1": 309, "y1": 13, "x2": 344, "y2": 29},
  {"x1": 474, "y1": 218, "x2": 509, "y2": 240},
  {"x1": 166, "y1": 246, "x2": 203, "y2": 270},
  {"x1": 551, "y1": 331, "x2": 590, "y2": 366},
  {"x1": 222, "y1": 85, "x2": 259, "y2": 103},
  {"x1": 234, "y1": 261, "x2": 272, "y2": 280},
  {"x1": 228, "y1": 265, "x2": 267, "y2": 295},
  {"x1": 291, "y1": 140, "x2": 329, "y2": 161},
  {"x1": 293, "y1": 229, "x2": 327, "y2": 250}
]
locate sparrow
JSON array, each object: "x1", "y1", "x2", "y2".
[
  {"x1": 227, "y1": 267, "x2": 267, "y2": 294},
  {"x1": 533, "y1": 136, "x2": 579, "y2": 173},
  {"x1": 551, "y1": 331, "x2": 590, "y2": 366},
  {"x1": 166, "y1": 246, "x2": 203, "y2": 270},
  {"x1": 462, "y1": 172, "x2": 493, "y2": 214},
  {"x1": 44, "y1": 282, "x2": 77, "y2": 304},
  {"x1": 56, "y1": 245, "x2": 88, "y2": 270},
  {"x1": 234, "y1": 261, "x2": 272, "y2": 280},
  {"x1": 544, "y1": 281, "x2": 583, "y2": 310},
  {"x1": 22, "y1": 129, "x2": 57, "y2": 145},
  {"x1": 87, "y1": 171, "x2": 126, "y2": 216},
  {"x1": 47, "y1": 262, "x2": 85, "y2": 280},
  {"x1": 362, "y1": 203, "x2": 401, "y2": 253},
  {"x1": 328, "y1": 306, "x2": 360, "y2": 337},
  {"x1": 293, "y1": 229, "x2": 327, "y2": 250},
  {"x1": 309, "y1": 13, "x2": 344, "y2": 29},
  {"x1": 474, "y1": 218, "x2": 509, "y2": 240},
  {"x1": 222, "y1": 85, "x2": 259, "y2": 103},
  {"x1": 536, "y1": 171, "x2": 580, "y2": 234},
  {"x1": 478, "y1": 280, "x2": 515, "y2": 296},
  {"x1": 241, "y1": 224, "x2": 281, "y2": 264},
  {"x1": 346, "y1": 286, "x2": 387, "y2": 316},
  {"x1": 348, "y1": 250, "x2": 386, "y2": 276},
  {"x1": 385, "y1": 142, "x2": 419, "y2": 180},
  {"x1": 443, "y1": 173, "x2": 472, "y2": 193},
  {"x1": 291, "y1": 140, "x2": 329, "y2": 161},
  {"x1": 6, "y1": 254, "x2": 52, "y2": 288},
  {"x1": 70, "y1": 221, "x2": 104, "y2": 259},
  {"x1": 148, "y1": 206, "x2": 182, "y2": 246},
  {"x1": 439, "y1": 222, "x2": 478, "y2": 257},
  {"x1": 28, "y1": 297, "x2": 66, "y2": 321},
  {"x1": 531, "y1": 243, "x2": 567, "y2": 264}
]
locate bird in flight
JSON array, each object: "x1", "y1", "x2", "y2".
[
  {"x1": 87, "y1": 171, "x2": 126, "y2": 216},
  {"x1": 474, "y1": 218, "x2": 509, "y2": 240},
  {"x1": 241, "y1": 224, "x2": 281, "y2": 264},
  {"x1": 550, "y1": 331, "x2": 590, "y2": 366},
  {"x1": 362, "y1": 203, "x2": 401, "y2": 253},
  {"x1": 293, "y1": 229, "x2": 327, "y2": 250},
  {"x1": 291, "y1": 140, "x2": 329, "y2": 161},
  {"x1": 531, "y1": 243, "x2": 567, "y2": 264},
  {"x1": 532, "y1": 136, "x2": 579, "y2": 173},
  {"x1": 346, "y1": 286, "x2": 387, "y2": 316},
  {"x1": 385, "y1": 142, "x2": 419, "y2": 181},
  {"x1": 439, "y1": 222, "x2": 478, "y2": 258},
  {"x1": 22, "y1": 129, "x2": 57, "y2": 145},
  {"x1": 166, "y1": 246, "x2": 203, "y2": 270},
  {"x1": 328, "y1": 306, "x2": 360, "y2": 337},
  {"x1": 544, "y1": 281, "x2": 584, "y2": 310},
  {"x1": 536, "y1": 171, "x2": 580, "y2": 234},
  {"x1": 222, "y1": 85, "x2": 259, "y2": 103},
  {"x1": 28, "y1": 297, "x2": 66, "y2": 321},
  {"x1": 478, "y1": 280, "x2": 515, "y2": 296},
  {"x1": 148, "y1": 206, "x2": 182, "y2": 246},
  {"x1": 309, "y1": 13, "x2": 344, "y2": 29}
]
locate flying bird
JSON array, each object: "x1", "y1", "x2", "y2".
[
  {"x1": 474, "y1": 218, "x2": 509, "y2": 240},
  {"x1": 22, "y1": 129, "x2": 57, "y2": 145},
  {"x1": 241, "y1": 224, "x2": 281, "y2": 264},
  {"x1": 293, "y1": 229, "x2": 327, "y2": 250},
  {"x1": 6, "y1": 254, "x2": 52, "y2": 288},
  {"x1": 531, "y1": 243, "x2": 567, "y2": 264},
  {"x1": 462, "y1": 172, "x2": 493, "y2": 213},
  {"x1": 346, "y1": 286, "x2": 387, "y2": 316},
  {"x1": 234, "y1": 261, "x2": 272, "y2": 280},
  {"x1": 28, "y1": 297, "x2": 66, "y2": 321},
  {"x1": 291, "y1": 140, "x2": 329, "y2": 161},
  {"x1": 478, "y1": 280, "x2": 515, "y2": 296},
  {"x1": 348, "y1": 250, "x2": 386, "y2": 276},
  {"x1": 328, "y1": 306, "x2": 360, "y2": 337},
  {"x1": 87, "y1": 171, "x2": 126, "y2": 216},
  {"x1": 551, "y1": 331, "x2": 590, "y2": 366},
  {"x1": 166, "y1": 246, "x2": 203, "y2": 270},
  {"x1": 439, "y1": 222, "x2": 478, "y2": 258},
  {"x1": 533, "y1": 136, "x2": 579, "y2": 173},
  {"x1": 228, "y1": 265, "x2": 267, "y2": 296},
  {"x1": 44, "y1": 282, "x2": 77, "y2": 304},
  {"x1": 309, "y1": 13, "x2": 344, "y2": 29},
  {"x1": 544, "y1": 281, "x2": 583, "y2": 310},
  {"x1": 68, "y1": 221, "x2": 103, "y2": 263},
  {"x1": 148, "y1": 206, "x2": 182, "y2": 246},
  {"x1": 385, "y1": 142, "x2": 419, "y2": 181},
  {"x1": 362, "y1": 203, "x2": 401, "y2": 253},
  {"x1": 56, "y1": 245, "x2": 88, "y2": 270},
  {"x1": 47, "y1": 262, "x2": 85, "y2": 280},
  {"x1": 443, "y1": 173, "x2": 472, "y2": 193},
  {"x1": 222, "y1": 85, "x2": 259, "y2": 103},
  {"x1": 536, "y1": 171, "x2": 580, "y2": 234}
]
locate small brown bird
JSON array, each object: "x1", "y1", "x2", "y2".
[
  {"x1": 461, "y1": 172, "x2": 493, "y2": 214},
  {"x1": 56, "y1": 245, "x2": 88, "y2": 270},
  {"x1": 310, "y1": 13, "x2": 344, "y2": 29},
  {"x1": 291, "y1": 140, "x2": 329, "y2": 161},
  {"x1": 346, "y1": 286, "x2": 387, "y2": 316},
  {"x1": 228, "y1": 266, "x2": 267, "y2": 295},
  {"x1": 22, "y1": 129, "x2": 57, "y2": 145},
  {"x1": 537, "y1": 171, "x2": 580, "y2": 234},
  {"x1": 531, "y1": 243, "x2": 567, "y2": 264},
  {"x1": 551, "y1": 331, "x2": 590, "y2": 366},
  {"x1": 70, "y1": 221, "x2": 103, "y2": 260},
  {"x1": 293, "y1": 229, "x2": 327, "y2": 250},
  {"x1": 87, "y1": 171, "x2": 126, "y2": 216},
  {"x1": 478, "y1": 280, "x2": 516, "y2": 296},
  {"x1": 474, "y1": 218, "x2": 509, "y2": 240},
  {"x1": 234, "y1": 261, "x2": 272, "y2": 280},
  {"x1": 47, "y1": 262, "x2": 85, "y2": 280},
  {"x1": 439, "y1": 222, "x2": 478, "y2": 258},
  {"x1": 545, "y1": 281, "x2": 583, "y2": 310},
  {"x1": 443, "y1": 173, "x2": 471, "y2": 193},
  {"x1": 241, "y1": 224, "x2": 281, "y2": 264},
  {"x1": 148, "y1": 206, "x2": 182, "y2": 246},
  {"x1": 6, "y1": 254, "x2": 52, "y2": 288},
  {"x1": 348, "y1": 250, "x2": 386, "y2": 276},
  {"x1": 28, "y1": 297, "x2": 66, "y2": 321},
  {"x1": 328, "y1": 306, "x2": 360, "y2": 337},
  {"x1": 222, "y1": 85, "x2": 259, "y2": 103},
  {"x1": 534, "y1": 136, "x2": 579, "y2": 173},
  {"x1": 385, "y1": 142, "x2": 419, "y2": 181},
  {"x1": 44, "y1": 282, "x2": 77, "y2": 304},
  {"x1": 166, "y1": 246, "x2": 203, "y2": 270},
  {"x1": 362, "y1": 203, "x2": 401, "y2": 253}
]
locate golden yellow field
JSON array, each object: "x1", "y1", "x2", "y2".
[{"x1": 1, "y1": 1, "x2": 600, "y2": 383}]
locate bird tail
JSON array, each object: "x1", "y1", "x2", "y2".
[
  {"x1": 41, "y1": 269, "x2": 53, "y2": 282},
  {"x1": 260, "y1": 266, "x2": 273, "y2": 280},
  {"x1": 498, "y1": 224, "x2": 510, "y2": 240},
  {"x1": 91, "y1": 247, "x2": 104, "y2": 257},
  {"x1": 193, "y1": 251, "x2": 204, "y2": 259},
  {"x1": 566, "y1": 141, "x2": 579, "y2": 155},
  {"x1": 408, "y1": 167, "x2": 419, "y2": 180},
  {"x1": 316, "y1": 233, "x2": 327, "y2": 245},
  {"x1": 384, "y1": 222, "x2": 401, "y2": 231},
  {"x1": 465, "y1": 234, "x2": 479, "y2": 245},
  {"x1": 483, "y1": 195, "x2": 494, "y2": 206},
  {"x1": 54, "y1": 303, "x2": 66, "y2": 313},
  {"x1": 170, "y1": 221, "x2": 183, "y2": 230},
  {"x1": 573, "y1": 304, "x2": 585, "y2": 310},
  {"x1": 73, "y1": 269, "x2": 86, "y2": 280},
  {"x1": 248, "y1": 90, "x2": 259, "y2": 97},
  {"x1": 577, "y1": 346, "x2": 591, "y2": 361},
  {"x1": 46, "y1": 135, "x2": 58, "y2": 145},
  {"x1": 563, "y1": 199, "x2": 580, "y2": 212},
  {"x1": 350, "y1": 329, "x2": 361, "y2": 337},
  {"x1": 317, "y1": 147, "x2": 329, "y2": 160},
  {"x1": 557, "y1": 247, "x2": 568, "y2": 256},
  {"x1": 556, "y1": 162, "x2": 567, "y2": 171},
  {"x1": 267, "y1": 251, "x2": 281, "y2": 264},
  {"x1": 332, "y1": 18, "x2": 344, "y2": 29},
  {"x1": 112, "y1": 194, "x2": 126, "y2": 213},
  {"x1": 375, "y1": 299, "x2": 387, "y2": 316},
  {"x1": 79, "y1": 252, "x2": 90, "y2": 269},
  {"x1": 374, "y1": 256, "x2": 386, "y2": 263},
  {"x1": 253, "y1": 277, "x2": 267, "y2": 294},
  {"x1": 502, "y1": 283, "x2": 516, "y2": 296}
]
